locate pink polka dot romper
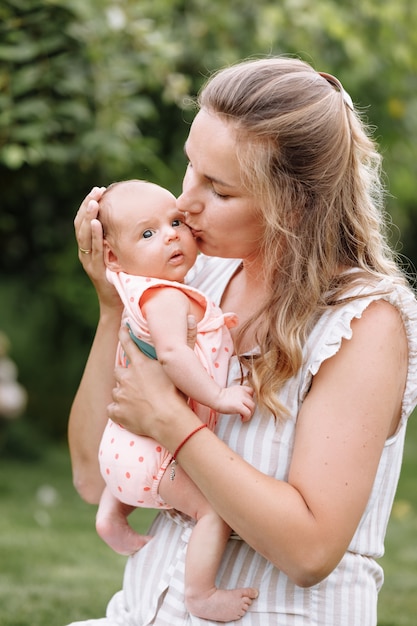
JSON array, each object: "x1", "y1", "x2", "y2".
[{"x1": 98, "y1": 270, "x2": 238, "y2": 509}]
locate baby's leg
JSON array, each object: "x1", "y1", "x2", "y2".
[
  {"x1": 159, "y1": 465, "x2": 258, "y2": 621},
  {"x1": 96, "y1": 487, "x2": 152, "y2": 556}
]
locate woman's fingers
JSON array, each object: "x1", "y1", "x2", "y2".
[
  {"x1": 73, "y1": 187, "x2": 116, "y2": 298},
  {"x1": 74, "y1": 186, "x2": 104, "y2": 229},
  {"x1": 75, "y1": 186, "x2": 106, "y2": 253},
  {"x1": 108, "y1": 326, "x2": 185, "y2": 437},
  {"x1": 186, "y1": 315, "x2": 197, "y2": 349},
  {"x1": 108, "y1": 326, "x2": 157, "y2": 432},
  {"x1": 118, "y1": 325, "x2": 144, "y2": 370},
  {"x1": 90, "y1": 217, "x2": 105, "y2": 258}
]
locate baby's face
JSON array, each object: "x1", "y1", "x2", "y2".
[{"x1": 105, "y1": 182, "x2": 198, "y2": 282}]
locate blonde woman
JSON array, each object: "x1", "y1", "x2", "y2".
[{"x1": 69, "y1": 57, "x2": 417, "y2": 626}]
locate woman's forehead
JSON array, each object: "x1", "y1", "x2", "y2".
[{"x1": 186, "y1": 110, "x2": 242, "y2": 186}]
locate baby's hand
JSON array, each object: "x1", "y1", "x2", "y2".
[{"x1": 217, "y1": 385, "x2": 255, "y2": 422}]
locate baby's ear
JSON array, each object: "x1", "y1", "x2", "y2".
[{"x1": 103, "y1": 240, "x2": 123, "y2": 271}]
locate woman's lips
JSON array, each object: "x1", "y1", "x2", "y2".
[{"x1": 189, "y1": 228, "x2": 202, "y2": 239}]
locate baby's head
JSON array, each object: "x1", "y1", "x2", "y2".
[
  {"x1": 99, "y1": 180, "x2": 171, "y2": 241},
  {"x1": 98, "y1": 179, "x2": 198, "y2": 281}
]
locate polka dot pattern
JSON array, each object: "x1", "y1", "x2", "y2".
[{"x1": 99, "y1": 272, "x2": 236, "y2": 509}]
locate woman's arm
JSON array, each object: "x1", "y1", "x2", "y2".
[
  {"x1": 69, "y1": 187, "x2": 123, "y2": 504},
  {"x1": 68, "y1": 310, "x2": 120, "y2": 504},
  {"x1": 108, "y1": 300, "x2": 407, "y2": 586}
]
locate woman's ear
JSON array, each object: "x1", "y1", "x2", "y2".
[{"x1": 103, "y1": 240, "x2": 123, "y2": 271}]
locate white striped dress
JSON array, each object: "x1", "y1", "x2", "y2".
[{"x1": 68, "y1": 255, "x2": 417, "y2": 626}]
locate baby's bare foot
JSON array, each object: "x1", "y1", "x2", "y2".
[
  {"x1": 185, "y1": 586, "x2": 258, "y2": 622},
  {"x1": 96, "y1": 515, "x2": 152, "y2": 556}
]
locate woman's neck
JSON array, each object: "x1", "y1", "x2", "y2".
[{"x1": 220, "y1": 258, "x2": 268, "y2": 351}]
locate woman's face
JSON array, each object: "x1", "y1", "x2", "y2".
[{"x1": 177, "y1": 109, "x2": 264, "y2": 261}]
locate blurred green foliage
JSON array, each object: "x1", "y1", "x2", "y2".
[{"x1": 0, "y1": 0, "x2": 416, "y2": 447}]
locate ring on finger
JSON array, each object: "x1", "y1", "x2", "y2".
[{"x1": 79, "y1": 247, "x2": 92, "y2": 254}]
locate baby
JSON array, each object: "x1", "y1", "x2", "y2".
[{"x1": 95, "y1": 179, "x2": 258, "y2": 621}]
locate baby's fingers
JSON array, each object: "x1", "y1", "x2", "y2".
[
  {"x1": 241, "y1": 385, "x2": 254, "y2": 397},
  {"x1": 240, "y1": 387, "x2": 255, "y2": 422},
  {"x1": 240, "y1": 402, "x2": 255, "y2": 422}
]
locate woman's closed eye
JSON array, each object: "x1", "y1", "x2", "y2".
[{"x1": 211, "y1": 186, "x2": 231, "y2": 199}]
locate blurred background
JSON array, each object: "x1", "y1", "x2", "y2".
[
  {"x1": 1, "y1": 0, "x2": 416, "y2": 453},
  {"x1": 0, "y1": 1, "x2": 416, "y2": 624}
]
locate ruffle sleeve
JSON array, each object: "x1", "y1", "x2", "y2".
[{"x1": 299, "y1": 278, "x2": 417, "y2": 423}]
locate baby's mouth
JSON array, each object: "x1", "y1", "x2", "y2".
[{"x1": 169, "y1": 250, "x2": 184, "y2": 264}]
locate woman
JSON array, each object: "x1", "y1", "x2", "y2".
[{"x1": 69, "y1": 57, "x2": 417, "y2": 625}]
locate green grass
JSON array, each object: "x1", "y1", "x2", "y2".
[
  {"x1": 0, "y1": 442, "x2": 157, "y2": 626},
  {"x1": 378, "y1": 409, "x2": 417, "y2": 625},
  {"x1": 0, "y1": 413, "x2": 416, "y2": 625}
]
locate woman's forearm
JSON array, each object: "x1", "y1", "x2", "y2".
[
  {"x1": 106, "y1": 337, "x2": 322, "y2": 584},
  {"x1": 171, "y1": 304, "x2": 405, "y2": 587},
  {"x1": 168, "y1": 424, "x2": 331, "y2": 587},
  {"x1": 68, "y1": 308, "x2": 121, "y2": 504},
  {"x1": 110, "y1": 325, "x2": 392, "y2": 587}
]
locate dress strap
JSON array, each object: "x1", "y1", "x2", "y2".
[{"x1": 127, "y1": 323, "x2": 158, "y2": 359}]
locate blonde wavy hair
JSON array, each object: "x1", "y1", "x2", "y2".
[{"x1": 198, "y1": 57, "x2": 408, "y2": 419}]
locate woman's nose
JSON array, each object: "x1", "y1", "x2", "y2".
[
  {"x1": 177, "y1": 170, "x2": 204, "y2": 215},
  {"x1": 177, "y1": 189, "x2": 204, "y2": 215}
]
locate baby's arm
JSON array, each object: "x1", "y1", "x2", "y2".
[{"x1": 142, "y1": 288, "x2": 254, "y2": 420}]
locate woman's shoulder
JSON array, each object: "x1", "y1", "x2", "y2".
[
  {"x1": 310, "y1": 274, "x2": 417, "y2": 359},
  {"x1": 301, "y1": 274, "x2": 417, "y2": 420}
]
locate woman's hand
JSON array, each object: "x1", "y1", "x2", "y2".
[
  {"x1": 107, "y1": 326, "x2": 198, "y2": 445},
  {"x1": 74, "y1": 186, "x2": 121, "y2": 310}
]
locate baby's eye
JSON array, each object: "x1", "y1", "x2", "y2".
[
  {"x1": 142, "y1": 229, "x2": 154, "y2": 239},
  {"x1": 171, "y1": 219, "x2": 183, "y2": 227}
]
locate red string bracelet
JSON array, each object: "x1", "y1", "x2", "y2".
[
  {"x1": 169, "y1": 423, "x2": 208, "y2": 481},
  {"x1": 172, "y1": 423, "x2": 208, "y2": 460}
]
